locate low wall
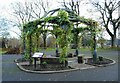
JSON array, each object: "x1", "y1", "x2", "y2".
[{"x1": 41, "y1": 57, "x2": 68, "y2": 67}]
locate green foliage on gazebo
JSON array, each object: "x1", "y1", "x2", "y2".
[{"x1": 23, "y1": 8, "x2": 99, "y2": 65}]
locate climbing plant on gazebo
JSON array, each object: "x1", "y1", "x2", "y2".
[
  {"x1": 50, "y1": 24, "x2": 63, "y2": 56},
  {"x1": 23, "y1": 8, "x2": 99, "y2": 65},
  {"x1": 44, "y1": 10, "x2": 73, "y2": 65}
]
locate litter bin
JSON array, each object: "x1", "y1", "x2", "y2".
[{"x1": 78, "y1": 56, "x2": 84, "y2": 63}]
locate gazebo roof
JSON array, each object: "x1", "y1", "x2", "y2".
[{"x1": 24, "y1": 8, "x2": 98, "y2": 32}]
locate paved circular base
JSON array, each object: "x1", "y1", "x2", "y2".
[{"x1": 15, "y1": 58, "x2": 116, "y2": 74}]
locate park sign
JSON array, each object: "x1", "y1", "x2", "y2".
[{"x1": 32, "y1": 52, "x2": 44, "y2": 58}]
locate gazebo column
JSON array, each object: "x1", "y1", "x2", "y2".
[
  {"x1": 55, "y1": 35, "x2": 59, "y2": 56},
  {"x1": 43, "y1": 34, "x2": 46, "y2": 49},
  {"x1": 36, "y1": 32, "x2": 39, "y2": 51},
  {"x1": 93, "y1": 25, "x2": 97, "y2": 62},
  {"x1": 23, "y1": 27, "x2": 26, "y2": 55},
  {"x1": 28, "y1": 34, "x2": 33, "y2": 65},
  {"x1": 76, "y1": 23, "x2": 79, "y2": 56},
  {"x1": 75, "y1": 34, "x2": 79, "y2": 56},
  {"x1": 74, "y1": 25, "x2": 79, "y2": 56}
]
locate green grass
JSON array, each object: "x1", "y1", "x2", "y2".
[
  {"x1": 78, "y1": 47, "x2": 120, "y2": 51},
  {"x1": 0, "y1": 51, "x2": 7, "y2": 55},
  {"x1": 37, "y1": 47, "x2": 119, "y2": 52},
  {"x1": 0, "y1": 48, "x2": 7, "y2": 55},
  {"x1": 96, "y1": 47, "x2": 120, "y2": 51},
  {"x1": 37, "y1": 48, "x2": 55, "y2": 52},
  {"x1": 46, "y1": 48, "x2": 56, "y2": 51}
]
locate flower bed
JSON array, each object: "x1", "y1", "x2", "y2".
[
  {"x1": 16, "y1": 57, "x2": 71, "y2": 71},
  {"x1": 86, "y1": 57, "x2": 114, "y2": 66},
  {"x1": 21, "y1": 64, "x2": 73, "y2": 71}
]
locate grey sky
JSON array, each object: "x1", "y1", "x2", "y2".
[{"x1": 0, "y1": 0, "x2": 119, "y2": 39}]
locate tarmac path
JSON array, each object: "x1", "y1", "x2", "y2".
[{"x1": 2, "y1": 50, "x2": 118, "y2": 81}]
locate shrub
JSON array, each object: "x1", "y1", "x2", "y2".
[
  {"x1": 6, "y1": 47, "x2": 20, "y2": 54},
  {"x1": 42, "y1": 61, "x2": 47, "y2": 65},
  {"x1": 41, "y1": 61, "x2": 47, "y2": 68}
]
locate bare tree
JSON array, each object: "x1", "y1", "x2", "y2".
[
  {"x1": 92, "y1": 0, "x2": 120, "y2": 47},
  {"x1": 11, "y1": 1, "x2": 34, "y2": 54},
  {"x1": 118, "y1": 1, "x2": 120, "y2": 39},
  {"x1": 10, "y1": 0, "x2": 50, "y2": 35},
  {"x1": 0, "y1": 17, "x2": 10, "y2": 38},
  {"x1": 10, "y1": 0, "x2": 51, "y2": 54},
  {"x1": 60, "y1": 0, "x2": 83, "y2": 15}
]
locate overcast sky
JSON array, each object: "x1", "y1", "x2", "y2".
[{"x1": 0, "y1": 0, "x2": 118, "y2": 39}]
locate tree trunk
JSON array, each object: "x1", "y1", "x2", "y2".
[
  {"x1": 111, "y1": 24, "x2": 117, "y2": 47},
  {"x1": 111, "y1": 35, "x2": 116, "y2": 47},
  {"x1": 2, "y1": 39, "x2": 6, "y2": 48},
  {"x1": 101, "y1": 42, "x2": 104, "y2": 48}
]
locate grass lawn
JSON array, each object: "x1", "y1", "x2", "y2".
[
  {"x1": 0, "y1": 48, "x2": 8, "y2": 55},
  {"x1": 0, "y1": 51, "x2": 7, "y2": 55},
  {"x1": 38, "y1": 47, "x2": 120, "y2": 52},
  {"x1": 0, "y1": 47, "x2": 119, "y2": 55}
]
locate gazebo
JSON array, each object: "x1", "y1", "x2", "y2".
[{"x1": 23, "y1": 8, "x2": 99, "y2": 65}]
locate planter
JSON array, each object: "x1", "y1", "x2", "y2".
[{"x1": 41, "y1": 57, "x2": 68, "y2": 65}]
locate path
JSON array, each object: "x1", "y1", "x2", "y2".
[{"x1": 2, "y1": 50, "x2": 118, "y2": 81}]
